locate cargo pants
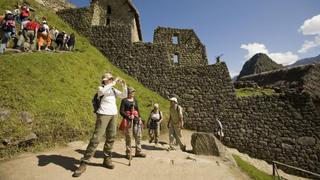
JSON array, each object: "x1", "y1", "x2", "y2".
[{"x1": 80, "y1": 114, "x2": 116, "y2": 163}]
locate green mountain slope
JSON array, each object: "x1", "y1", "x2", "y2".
[{"x1": 0, "y1": 0, "x2": 169, "y2": 158}]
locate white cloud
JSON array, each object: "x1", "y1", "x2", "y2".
[
  {"x1": 240, "y1": 43, "x2": 268, "y2": 60},
  {"x1": 269, "y1": 52, "x2": 299, "y2": 65},
  {"x1": 298, "y1": 14, "x2": 320, "y2": 53},
  {"x1": 298, "y1": 35, "x2": 320, "y2": 53},
  {"x1": 241, "y1": 42, "x2": 299, "y2": 66}
]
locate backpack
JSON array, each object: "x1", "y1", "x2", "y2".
[
  {"x1": 38, "y1": 25, "x2": 45, "y2": 33},
  {"x1": 92, "y1": 87, "x2": 116, "y2": 113},
  {"x1": 3, "y1": 20, "x2": 15, "y2": 32}
]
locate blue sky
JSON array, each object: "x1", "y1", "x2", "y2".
[{"x1": 69, "y1": 0, "x2": 320, "y2": 77}]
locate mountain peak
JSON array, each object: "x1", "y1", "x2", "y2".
[{"x1": 238, "y1": 53, "x2": 283, "y2": 80}]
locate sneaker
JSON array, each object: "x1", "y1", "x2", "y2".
[
  {"x1": 45, "y1": 47, "x2": 52, "y2": 51},
  {"x1": 168, "y1": 146, "x2": 176, "y2": 151},
  {"x1": 135, "y1": 152, "x2": 146, "y2": 158},
  {"x1": 103, "y1": 157, "x2": 115, "y2": 169},
  {"x1": 72, "y1": 162, "x2": 87, "y2": 177}
]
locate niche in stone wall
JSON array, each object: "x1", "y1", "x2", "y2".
[
  {"x1": 172, "y1": 34, "x2": 179, "y2": 44},
  {"x1": 172, "y1": 53, "x2": 180, "y2": 65},
  {"x1": 107, "y1": 5, "x2": 112, "y2": 14}
]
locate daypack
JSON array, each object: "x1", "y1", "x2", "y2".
[
  {"x1": 38, "y1": 25, "x2": 46, "y2": 33},
  {"x1": 92, "y1": 87, "x2": 116, "y2": 113},
  {"x1": 92, "y1": 93, "x2": 104, "y2": 113},
  {"x1": 3, "y1": 20, "x2": 15, "y2": 32}
]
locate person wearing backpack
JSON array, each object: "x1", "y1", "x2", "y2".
[
  {"x1": 73, "y1": 73, "x2": 127, "y2": 177},
  {"x1": 167, "y1": 97, "x2": 186, "y2": 151},
  {"x1": 147, "y1": 103, "x2": 163, "y2": 145},
  {"x1": 0, "y1": 10, "x2": 16, "y2": 54},
  {"x1": 37, "y1": 20, "x2": 51, "y2": 51}
]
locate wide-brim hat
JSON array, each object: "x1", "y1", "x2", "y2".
[
  {"x1": 128, "y1": 87, "x2": 135, "y2": 94},
  {"x1": 5, "y1": 10, "x2": 12, "y2": 15},
  {"x1": 154, "y1": 103, "x2": 159, "y2": 108},
  {"x1": 169, "y1": 97, "x2": 178, "y2": 103},
  {"x1": 102, "y1": 73, "x2": 114, "y2": 81}
]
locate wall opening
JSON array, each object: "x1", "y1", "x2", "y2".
[
  {"x1": 172, "y1": 53, "x2": 179, "y2": 65},
  {"x1": 172, "y1": 34, "x2": 179, "y2": 44},
  {"x1": 107, "y1": 5, "x2": 112, "y2": 14},
  {"x1": 106, "y1": 18, "x2": 111, "y2": 25}
]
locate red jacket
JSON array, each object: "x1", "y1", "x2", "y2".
[{"x1": 26, "y1": 21, "x2": 39, "y2": 31}]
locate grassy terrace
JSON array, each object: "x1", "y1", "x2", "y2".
[
  {"x1": 236, "y1": 88, "x2": 275, "y2": 97},
  {"x1": 0, "y1": 0, "x2": 170, "y2": 159}
]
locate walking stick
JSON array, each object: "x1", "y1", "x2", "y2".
[{"x1": 128, "y1": 102, "x2": 135, "y2": 166}]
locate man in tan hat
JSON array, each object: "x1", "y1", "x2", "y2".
[
  {"x1": 167, "y1": 97, "x2": 186, "y2": 151},
  {"x1": 73, "y1": 72, "x2": 127, "y2": 177}
]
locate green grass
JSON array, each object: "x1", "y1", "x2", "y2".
[
  {"x1": 0, "y1": 0, "x2": 170, "y2": 159},
  {"x1": 233, "y1": 155, "x2": 278, "y2": 180},
  {"x1": 236, "y1": 88, "x2": 275, "y2": 97}
]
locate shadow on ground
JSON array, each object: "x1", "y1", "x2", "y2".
[{"x1": 37, "y1": 155, "x2": 80, "y2": 172}]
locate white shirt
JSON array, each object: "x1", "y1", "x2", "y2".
[{"x1": 97, "y1": 82, "x2": 127, "y2": 115}]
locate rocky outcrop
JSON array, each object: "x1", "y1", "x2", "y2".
[
  {"x1": 191, "y1": 132, "x2": 224, "y2": 156},
  {"x1": 35, "y1": 0, "x2": 75, "y2": 12},
  {"x1": 238, "y1": 53, "x2": 283, "y2": 80}
]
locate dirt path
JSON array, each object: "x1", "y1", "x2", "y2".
[{"x1": 0, "y1": 130, "x2": 249, "y2": 180}]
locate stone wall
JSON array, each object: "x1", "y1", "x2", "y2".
[
  {"x1": 238, "y1": 64, "x2": 320, "y2": 101},
  {"x1": 57, "y1": 8, "x2": 320, "y2": 176},
  {"x1": 153, "y1": 27, "x2": 208, "y2": 66},
  {"x1": 224, "y1": 93, "x2": 320, "y2": 175}
]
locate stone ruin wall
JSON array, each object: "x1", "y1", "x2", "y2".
[
  {"x1": 226, "y1": 93, "x2": 320, "y2": 175},
  {"x1": 238, "y1": 64, "x2": 320, "y2": 101},
  {"x1": 58, "y1": 8, "x2": 320, "y2": 176}
]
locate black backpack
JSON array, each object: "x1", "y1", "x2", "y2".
[{"x1": 92, "y1": 87, "x2": 116, "y2": 113}]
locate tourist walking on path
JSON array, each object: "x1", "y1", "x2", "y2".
[
  {"x1": 167, "y1": 97, "x2": 186, "y2": 151},
  {"x1": 120, "y1": 87, "x2": 146, "y2": 159},
  {"x1": 37, "y1": 20, "x2": 51, "y2": 51},
  {"x1": 73, "y1": 73, "x2": 127, "y2": 177},
  {"x1": 0, "y1": 10, "x2": 16, "y2": 54},
  {"x1": 147, "y1": 103, "x2": 163, "y2": 145}
]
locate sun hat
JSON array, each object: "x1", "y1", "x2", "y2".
[
  {"x1": 169, "y1": 97, "x2": 178, "y2": 103},
  {"x1": 5, "y1": 10, "x2": 12, "y2": 15},
  {"x1": 128, "y1": 87, "x2": 135, "y2": 94},
  {"x1": 102, "y1": 73, "x2": 114, "y2": 81},
  {"x1": 154, "y1": 103, "x2": 159, "y2": 108}
]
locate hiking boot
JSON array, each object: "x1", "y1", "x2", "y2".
[
  {"x1": 125, "y1": 153, "x2": 131, "y2": 160},
  {"x1": 135, "y1": 152, "x2": 146, "y2": 158},
  {"x1": 181, "y1": 145, "x2": 187, "y2": 152},
  {"x1": 72, "y1": 162, "x2": 87, "y2": 177},
  {"x1": 103, "y1": 157, "x2": 115, "y2": 169}
]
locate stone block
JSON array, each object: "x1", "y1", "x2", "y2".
[{"x1": 191, "y1": 132, "x2": 224, "y2": 156}]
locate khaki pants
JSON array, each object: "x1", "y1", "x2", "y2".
[
  {"x1": 169, "y1": 124, "x2": 185, "y2": 148},
  {"x1": 124, "y1": 123, "x2": 142, "y2": 155},
  {"x1": 149, "y1": 127, "x2": 160, "y2": 143},
  {"x1": 81, "y1": 114, "x2": 117, "y2": 163}
]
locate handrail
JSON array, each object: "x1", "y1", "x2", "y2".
[{"x1": 272, "y1": 161, "x2": 320, "y2": 179}]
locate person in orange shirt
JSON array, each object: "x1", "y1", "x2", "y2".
[{"x1": 37, "y1": 20, "x2": 51, "y2": 51}]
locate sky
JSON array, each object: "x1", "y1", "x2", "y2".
[{"x1": 68, "y1": 0, "x2": 320, "y2": 77}]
